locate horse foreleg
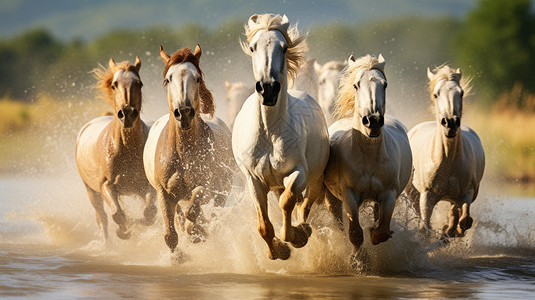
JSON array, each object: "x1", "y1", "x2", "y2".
[
  {"x1": 101, "y1": 181, "x2": 130, "y2": 239},
  {"x1": 158, "y1": 189, "x2": 179, "y2": 251},
  {"x1": 185, "y1": 186, "x2": 207, "y2": 243},
  {"x1": 248, "y1": 176, "x2": 289, "y2": 260},
  {"x1": 370, "y1": 190, "x2": 396, "y2": 245},
  {"x1": 280, "y1": 170, "x2": 309, "y2": 248},
  {"x1": 419, "y1": 191, "x2": 435, "y2": 235},
  {"x1": 142, "y1": 189, "x2": 157, "y2": 226},
  {"x1": 457, "y1": 190, "x2": 474, "y2": 236},
  {"x1": 325, "y1": 188, "x2": 344, "y2": 231},
  {"x1": 344, "y1": 188, "x2": 364, "y2": 252},
  {"x1": 442, "y1": 204, "x2": 460, "y2": 238},
  {"x1": 85, "y1": 184, "x2": 109, "y2": 240}
]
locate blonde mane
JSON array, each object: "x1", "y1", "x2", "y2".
[
  {"x1": 335, "y1": 55, "x2": 386, "y2": 119},
  {"x1": 92, "y1": 60, "x2": 141, "y2": 107},
  {"x1": 241, "y1": 14, "x2": 308, "y2": 85},
  {"x1": 428, "y1": 64, "x2": 472, "y2": 101}
]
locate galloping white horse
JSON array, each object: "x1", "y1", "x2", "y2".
[
  {"x1": 233, "y1": 14, "x2": 330, "y2": 260},
  {"x1": 404, "y1": 65, "x2": 485, "y2": 238},
  {"x1": 314, "y1": 60, "x2": 345, "y2": 125},
  {"x1": 323, "y1": 54, "x2": 412, "y2": 257}
]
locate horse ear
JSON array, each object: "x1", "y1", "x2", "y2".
[
  {"x1": 427, "y1": 67, "x2": 434, "y2": 80},
  {"x1": 456, "y1": 68, "x2": 461, "y2": 74},
  {"x1": 314, "y1": 60, "x2": 322, "y2": 75},
  {"x1": 160, "y1": 45, "x2": 170, "y2": 64},
  {"x1": 281, "y1": 14, "x2": 290, "y2": 30},
  {"x1": 134, "y1": 56, "x2": 141, "y2": 72},
  {"x1": 194, "y1": 44, "x2": 202, "y2": 61},
  {"x1": 248, "y1": 14, "x2": 259, "y2": 27},
  {"x1": 224, "y1": 81, "x2": 231, "y2": 89},
  {"x1": 108, "y1": 58, "x2": 116, "y2": 69},
  {"x1": 348, "y1": 55, "x2": 356, "y2": 64},
  {"x1": 377, "y1": 53, "x2": 386, "y2": 69}
]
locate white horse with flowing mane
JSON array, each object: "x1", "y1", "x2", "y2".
[
  {"x1": 323, "y1": 54, "x2": 412, "y2": 259},
  {"x1": 314, "y1": 60, "x2": 345, "y2": 125},
  {"x1": 233, "y1": 13, "x2": 330, "y2": 260},
  {"x1": 404, "y1": 65, "x2": 485, "y2": 238}
]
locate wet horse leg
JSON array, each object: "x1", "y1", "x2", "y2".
[
  {"x1": 185, "y1": 186, "x2": 207, "y2": 242},
  {"x1": 280, "y1": 169, "x2": 310, "y2": 248},
  {"x1": 85, "y1": 184, "x2": 109, "y2": 240},
  {"x1": 370, "y1": 190, "x2": 396, "y2": 245},
  {"x1": 296, "y1": 176, "x2": 326, "y2": 237},
  {"x1": 457, "y1": 190, "x2": 474, "y2": 236},
  {"x1": 442, "y1": 203, "x2": 460, "y2": 238},
  {"x1": 158, "y1": 189, "x2": 179, "y2": 251},
  {"x1": 247, "y1": 176, "x2": 290, "y2": 260},
  {"x1": 101, "y1": 181, "x2": 130, "y2": 239},
  {"x1": 419, "y1": 191, "x2": 436, "y2": 236},
  {"x1": 325, "y1": 188, "x2": 344, "y2": 231},
  {"x1": 344, "y1": 188, "x2": 364, "y2": 253},
  {"x1": 142, "y1": 189, "x2": 157, "y2": 226}
]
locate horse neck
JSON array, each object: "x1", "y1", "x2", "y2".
[
  {"x1": 433, "y1": 122, "x2": 463, "y2": 161},
  {"x1": 258, "y1": 80, "x2": 289, "y2": 131},
  {"x1": 351, "y1": 111, "x2": 386, "y2": 154},
  {"x1": 167, "y1": 114, "x2": 205, "y2": 154},
  {"x1": 111, "y1": 117, "x2": 144, "y2": 149}
]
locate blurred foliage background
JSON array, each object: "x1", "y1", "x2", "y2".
[{"x1": 0, "y1": 0, "x2": 534, "y2": 190}]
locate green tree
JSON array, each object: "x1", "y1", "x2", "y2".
[{"x1": 454, "y1": 0, "x2": 535, "y2": 103}]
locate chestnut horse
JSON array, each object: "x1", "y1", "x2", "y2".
[
  {"x1": 76, "y1": 57, "x2": 157, "y2": 240},
  {"x1": 143, "y1": 45, "x2": 234, "y2": 251}
]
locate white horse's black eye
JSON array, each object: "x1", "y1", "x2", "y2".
[
  {"x1": 111, "y1": 81, "x2": 118, "y2": 90},
  {"x1": 383, "y1": 82, "x2": 388, "y2": 89},
  {"x1": 354, "y1": 82, "x2": 360, "y2": 90},
  {"x1": 460, "y1": 90, "x2": 464, "y2": 97},
  {"x1": 282, "y1": 46, "x2": 288, "y2": 53},
  {"x1": 163, "y1": 78, "x2": 169, "y2": 86},
  {"x1": 197, "y1": 77, "x2": 201, "y2": 83},
  {"x1": 249, "y1": 46, "x2": 254, "y2": 53}
]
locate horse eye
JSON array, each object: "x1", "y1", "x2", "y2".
[
  {"x1": 249, "y1": 46, "x2": 254, "y2": 53},
  {"x1": 383, "y1": 82, "x2": 388, "y2": 89},
  {"x1": 197, "y1": 77, "x2": 200, "y2": 83},
  {"x1": 433, "y1": 93, "x2": 438, "y2": 99},
  {"x1": 460, "y1": 90, "x2": 464, "y2": 97},
  {"x1": 163, "y1": 78, "x2": 169, "y2": 86},
  {"x1": 354, "y1": 82, "x2": 360, "y2": 90},
  {"x1": 282, "y1": 46, "x2": 288, "y2": 53},
  {"x1": 111, "y1": 81, "x2": 117, "y2": 90}
]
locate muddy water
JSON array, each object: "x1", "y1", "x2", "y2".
[{"x1": 1, "y1": 173, "x2": 535, "y2": 299}]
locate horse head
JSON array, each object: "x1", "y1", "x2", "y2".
[
  {"x1": 95, "y1": 57, "x2": 143, "y2": 128},
  {"x1": 242, "y1": 14, "x2": 307, "y2": 107},
  {"x1": 348, "y1": 54, "x2": 387, "y2": 138},
  {"x1": 428, "y1": 66, "x2": 465, "y2": 138},
  {"x1": 160, "y1": 45, "x2": 214, "y2": 130}
]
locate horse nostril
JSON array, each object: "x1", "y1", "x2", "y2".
[
  {"x1": 255, "y1": 81, "x2": 263, "y2": 94},
  {"x1": 189, "y1": 108, "x2": 195, "y2": 118},
  {"x1": 132, "y1": 108, "x2": 138, "y2": 118},
  {"x1": 362, "y1": 116, "x2": 369, "y2": 126},
  {"x1": 174, "y1": 108, "x2": 180, "y2": 118},
  {"x1": 441, "y1": 117, "x2": 448, "y2": 127},
  {"x1": 117, "y1": 110, "x2": 124, "y2": 119},
  {"x1": 273, "y1": 81, "x2": 281, "y2": 95}
]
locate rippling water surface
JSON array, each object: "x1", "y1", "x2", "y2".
[{"x1": 1, "y1": 174, "x2": 534, "y2": 299}]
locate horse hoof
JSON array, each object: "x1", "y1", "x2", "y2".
[
  {"x1": 269, "y1": 239, "x2": 290, "y2": 260},
  {"x1": 459, "y1": 216, "x2": 473, "y2": 231},
  {"x1": 116, "y1": 228, "x2": 131, "y2": 240},
  {"x1": 290, "y1": 225, "x2": 309, "y2": 249},
  {"x1": 143, "y1": 205, "x2": 157, "y2": 225},
  {"x1": 349, "y1": 249, "x2": 368, "y2": 273},
  {"x1": 298, "y1": 223, "x2": 312, "y2": 237},
  {"x1": 369, "y1": 228, "x2": 392, "y2": 245}
]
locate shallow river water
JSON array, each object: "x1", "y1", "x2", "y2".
[{"x1": 1, "y1": 174, "x2": 534, "y2": 299}]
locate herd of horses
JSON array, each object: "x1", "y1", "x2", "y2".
[{"x1": 75, "y1": 14, "x2": 485, "y2": 262}]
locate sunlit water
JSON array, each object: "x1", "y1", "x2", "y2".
[{"x1": 1, "y1": 171, "x2": 534, "y2": 299}]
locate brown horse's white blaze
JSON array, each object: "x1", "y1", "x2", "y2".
[
  {"x1": 143, "y1": 45, "x2": 234, "y2": 251},
  {"x1": 323, "y1": 54, "x2": 412, "y2": 263},
  {"x1": 76, "y1": 56, "x2": 157, "y2": 240},
  {"x1": 404, "y1": 65, "x2": 485, "y2": 239}
]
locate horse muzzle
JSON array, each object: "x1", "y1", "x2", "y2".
[
  {"x1": 174, "y1": 107, "x2": 195, "y2": 130},
  {"x1": 117, "y1": 106, "x2": 139, "y2": 128},
  {"x1": 362, "y1": 113, "x2": 384, "y2": 137},
  {"x1": 256, "y1": 81, "x2": 281, "y2": 106},
  {"x1": 441, "y1": 116, "x2": 460, "y2": 138}
]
